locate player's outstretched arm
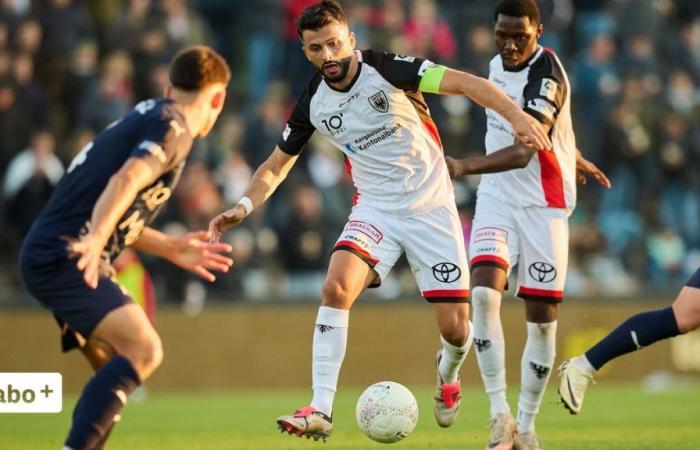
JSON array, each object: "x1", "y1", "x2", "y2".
[
  {"x1": 445, "y1": 142, "x2": 538, "y2": 178},
  {"x1": 575, "y1": 149, "x2": 611, "y2": 188},
  {"x1": 209, "y1": 147, "x2": 298, "y2": 242},
  {"x1": 427, "y1": 67, "x2": 551, "y2": 151},
  {"x1": 67, "y1": 157, "x2": 158, "y2": 289},
  {"x1": 134, "y1": 228, "x2": 233, "y2": 282}
]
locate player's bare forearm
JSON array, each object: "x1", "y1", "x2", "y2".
[
  {"x1": 132, "y1": 227, "x2": 175, "y2": 259},
  {"x1": 242, "y1": 147, "x2": 298, "y2": 209},
  {"x1": 446, "y1": 143, "x2": 536, "y2": 178}
]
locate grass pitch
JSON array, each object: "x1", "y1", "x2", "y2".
[{"x1": 1, "y1": 385, "x2": 698, "y2": 449}]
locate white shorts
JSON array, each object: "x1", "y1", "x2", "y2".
[
  {"x1": 333, "y1": 202, "x2": 470, "y2": 302},
  {"x1": 469, "y1": 194, "x2": 569, "y2": 303}
]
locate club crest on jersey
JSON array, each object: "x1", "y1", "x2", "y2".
[{"x1": 368, "y1": 90, "x2": 389, "y2": 113}]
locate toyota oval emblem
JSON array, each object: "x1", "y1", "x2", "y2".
[
  {"x1": 528, "y1": 262, "x2": 557, "y2": 283},
  {"x1": 432, "y1": 262, "x2": 461, "y2": 283}
]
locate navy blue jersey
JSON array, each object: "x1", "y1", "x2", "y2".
[{"x1": 24, "y1": 98, "x2": 194, "y2": 262}]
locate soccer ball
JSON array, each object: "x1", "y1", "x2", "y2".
[{"x1": 355, "y1": 381, "x2": 419, "y2": 444}]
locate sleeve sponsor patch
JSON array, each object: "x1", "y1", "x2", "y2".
[
  {"x1": 139, "y1": 140, "x2": 167, "y2": 164},
  {"x1": 539, "y1": 78, "x2": 558, "y2": 102},
  {"x1": 526, "y1": 98, "x2": 557, "y2": 122},
  {"x1": 393, "y1": 54, "x2": 415, "y2": 63},
  {"x1": 418, "y1": 59, "x2": 436, "y2": 76},
  {"x1": 282, "y1": 124, "x2": 291, "y2": 141}
]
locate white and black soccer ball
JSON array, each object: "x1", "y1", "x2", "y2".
[{"x1": 355, "y1": 381, "x2": 419, "y2": 444}]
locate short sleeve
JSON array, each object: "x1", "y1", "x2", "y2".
[
  {"x1": 130, "y1": 108, "x2": 192, "y2": 175},
  {"x1": 277, "y1": 77, "x2": 319, "y2": 155},
  {"x1": 522, "y1": 76, "x2": 566, "y2": 128},
  {"x1": 361, "y1": 50, "x2": 433, "y2": 92}
]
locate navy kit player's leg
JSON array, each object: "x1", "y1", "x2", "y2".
[
  {"x1": 64, "y1": 303, "x2": 162, "y2": 450},
  {"x1": 558, "y1": 268, "x2": 700, "y2": 415}
]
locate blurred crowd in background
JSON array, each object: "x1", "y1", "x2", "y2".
[{"x1": 2, "y1": 0, "x2": 700, "y2": 308}]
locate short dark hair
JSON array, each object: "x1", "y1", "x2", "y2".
[
  {"x1": 296, "y1": 0, "x2": 348, "y2": 39},
  {"x1": 169, "y1": 45, "x2": 231, "y2": 91},
  {"x1": 494, "y1": 0, "x2": 541, "y2": 25}
]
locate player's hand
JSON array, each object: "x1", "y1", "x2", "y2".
[
  {"x1": 168, "y1": 230, "x2": 234, "y2": 282},
  {"x1": 445, "y1": 156, "x2": 468, "y2": 178},
  {"x1": 576, "y1": 156, "x2": 611, "y2": 188},
  {"x1": 511, "y1": 112, "x2": 552, "y2": 151},
  {"x1": 208, "y1": 205, "x2": 247, "y2": 243},
  {"x1": 66, "y1": 233, "x2": 108, "y2": 290}
]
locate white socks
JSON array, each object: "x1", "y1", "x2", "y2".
[
  {"x1": 517, "y1": 321, "x2": 557, "y2": 434},
  {"x1": 438, "y1": 324, "x2": 473, "y2": 383},
  {"x1": 572, "y1": 354, "x2": 595, "y2": 375},
  {"x1": 310, "y1": 306, "x2": 349, "y2": 416},
  {"x1": 472, "y1": 286, "x2": 510, "y2": 417}
]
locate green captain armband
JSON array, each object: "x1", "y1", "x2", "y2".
[{"x1": 418, "y1": 65, "x2": 447, "y2": 94}]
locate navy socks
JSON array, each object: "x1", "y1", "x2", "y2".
[
  {"x1": 65, "y1": 356, "x2": 141, "y2": 450},
  {"x1": 585, "y1": 307, "x2": 680, "y2": 371}
]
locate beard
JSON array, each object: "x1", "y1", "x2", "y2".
[{"x1": 319, "y1": 54, "x2": 353, "y2": 82}]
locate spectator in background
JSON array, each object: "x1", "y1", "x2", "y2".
[
  {"x1": 160, "y1": 0, "x2": 214, "y2": 48},
  {"x1": 573, "y1": 34, "x2": 619, "y2": 162},
  {"x1": 0, "y1": 76, "x2": 33, "y2": 170},
  {"x1": 36, "y1": 0, "x2": 95, "y2": 102},
  {"x1": 242, "y1": 0, "x2": 284, "y2": 105},
  {"x1": 104, "y1": 0, "x2": 153, "y2": 54},
  {"x1": 14, "y1": 18, "x2": 42, "y2": 56},
  {"x1": 402, "y1": 0, "x2": 456, "y2": 63},
  {"x1": 13, "y1": 51, "x2": 47, "y2": 127},
  {"x1": 2, "y1": 128, "x2": 63, "y2": 236},
  {"x1": 279, "y1": 184, "x2": 329, "y2": 298},
  {"x1": 62, "y1": 40, "x2": 98, "y2": 129},
  {"x1": 78, "y1": 50, "x2": 134, "y2": 132}
]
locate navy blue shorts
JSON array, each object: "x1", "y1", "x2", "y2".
[
  {"x1": 19, "y1": 240, "x2": 132, "y2": 352},
  {"x1": 686, "y1": 266, "x2": 700, "y2": 289}
]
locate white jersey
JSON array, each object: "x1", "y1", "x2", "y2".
[
  {"x1": 479, "y1": 47, "x2": 577, "y2": 210},
  {"x1": 278, "y1": 49, "x2": 453, "y2": 213}
]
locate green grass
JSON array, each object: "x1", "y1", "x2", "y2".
[{"x1": 1, "y1": 385, "x2": 699, "y2": 449}]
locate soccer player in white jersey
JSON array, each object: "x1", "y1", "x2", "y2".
[
  {"x1": 208, "y1": 0, "x2": 551, "y2": 442},
  {"x1": 446, "y1": 1, "x2": 609, "y2": 449}
]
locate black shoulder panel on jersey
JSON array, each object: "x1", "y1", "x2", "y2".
[
  {"x1": 522, "y1": 49, "x2": 568, "y2": 127},
  {"x1": 278, "y1": 73, "x2": 322, "y2": 155},
  {"x1": 360, "y1": 49, "x2": 427, "y2": 92}
]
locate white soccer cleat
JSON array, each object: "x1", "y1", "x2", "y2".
[
  {"x1": 433, "y1": 350, "x2": 461, "y2": 428},
  {"x1": 558, "y1": 358, "x2": 595, "y2": 415},
  {"x1": 486, "y1": 413, "x2": 517, "y2": 449},
  {"x1": 513, "y1": 431, "x2": 543, "y2": 450},
  {"x1": 276, "y1": 406, "x2": 332, "y2": 442}
]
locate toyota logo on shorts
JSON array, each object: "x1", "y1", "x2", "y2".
[
  {"x1": 528, "y1": 262, "x2": 557, "y2": 283},
  {"x1": 432, "y1": 262, "x2": 461, "y2": 283}
]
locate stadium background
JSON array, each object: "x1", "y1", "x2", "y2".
[{"x1": 0, "y1": 0, "x2": 699, "y2": 409}]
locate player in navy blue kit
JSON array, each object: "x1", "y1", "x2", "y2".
[
  {"x1": 19, "y1": 46, "x2": 232, "y2": 450},
  {"x1": 558, "y1": 270, "x2": 700, "y2": 415}
]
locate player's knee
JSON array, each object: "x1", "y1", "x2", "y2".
[
  {"x1": 471, "y1": 286, "x2": 501, "y2": 314},
  {"x1": 322, "y1": 278, "x2": 352, "y2": 308},
  {"x1": 442, "y1": 326, "x2": 469, "y2": 346},
  {"x1": 123, "y1": 334, "x2": 163, "y2": 379}
]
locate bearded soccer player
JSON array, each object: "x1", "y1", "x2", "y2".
[
  {"x1": 19, "y1": 46, "x2": 233, "y2": 450},
  {"x1": 446, "y1": 1, "x2": 609, "y2": 449},
  {"x1": 208, "y1": 0, "x2": 551, "y2": 442}
]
